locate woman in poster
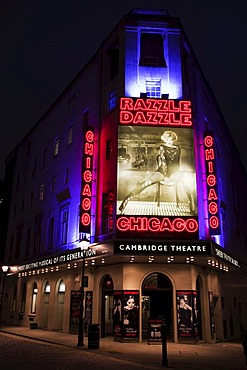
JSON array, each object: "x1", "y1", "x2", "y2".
[
  {"x1": 178, "y1": 295, "x2": 193, "y2": 330},
  {"x1": 118, "y1": 130, "x2": 194, "y2": 213},
  {"x1": 123, "y1": 295, "x2": 138, "y2": 326}
]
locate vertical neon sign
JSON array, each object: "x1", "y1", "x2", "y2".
[
  {"x1": 80, "y1": 127, "x2": 94, "y2": 234},
  {"x1": 204, "y1": 132, "x2": 220, "y2": 235}
]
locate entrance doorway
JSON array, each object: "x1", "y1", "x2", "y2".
[
  {"x1": 142, "y1": 273, "x2": 173, "y2": 340},
  {"x1": 101, "y1": 274, "x2": 114, "y2": 337}
]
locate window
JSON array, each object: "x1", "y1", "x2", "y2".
[
  {"x1": 44, "y1": 281, "x2": 51, "y2": 293},
  {"x1": 146, "y1": 78, "x2": 161, "y2": 98},
  {"x1": 58, "y1": 280, "x2": 66, "y2": 293},
  {"x1": 31, "y1": 283, "x2": 38, "y2": 314},
  {"x1": 67, "y1": 125, "x2": 73, "y2": 145},
  {"x1": 64, "y1": 167, "x2": 70, "y2": 184},
  {"x1": 20, "y1": 284, "x2": 27, "y2": 313},
  {"x1": 24, "y1": 166, "x2": 28, "y2": 182},
  {"x1": 82, "y1": 109, "x2": 89, "y2": 131},
  {"x1": 53, "y1": 137, "x2": 59, "y2": 157},
  {"x1": 34, "y1": 215, "x2": 43, "y2": 253},
  {"x1": 15, "y1": 224, "x2": 23, "y2": 259},
  {"x1": 30, "y1": 193, "x2": 34, "y2": 207},
  {"x1": 8, "y1": 236, "x2": 14, "y2": 263},
  {"x1": 42, "y1": 148, "x2": 47, "y2": 166},
  {"x1": 60, "y1": 207, "x2": 69, "y2": 245},
  {"x1": 39, "y1": 184, "x2": 45, "y2": 200},
  {"x1": 51, "y1": 177, "x2": 56, "y2": 193},
  {"x1": 109, "y1": 45, "x2": 119, "y2": 79},
  {"x1": 12, "y1": 285, "x2": 17, "y2": 312},
  {"x1": 47, "y1": 216, "x2": 54, "y2": 250},
  {"x1": 68, "y1": 94, "x2": 75, "y2": 109},
  {"x1": 32, "y1": 158, "x2": 37, "y2": 177},
  {"x1": 108, "y1": 89, "x2": 117, "y2": 111},
  {"x1": 16, "y1": 173, "x2": 20, "y2": 192},
  {"x1": 25, "y1": 228, "x2": 31, "y2": 257},
  {"x1": 140, "y1": 33, "x2": 166, "y2": 67},
  {"x1": 26, "y1": 142, "x2": 31, "y2": 156}
]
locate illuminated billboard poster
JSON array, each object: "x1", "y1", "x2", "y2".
[
  {"x1": 204, "y1": 131, "x2": 221, "y2": 235},
  {"x1": 80, "y1": 127, "x2": 94, "y2": 234},
  {"x1": 176, "y1": 290, "x2": 199, "y2": 341},
  {"x1": 123, "y1": 290, "x2": 139, "y2": 340},
  {"x1": 117, "y1": 97, "x2": 198, "y2": 240},
  {"x1": 113, "y1": 290, "x2": 139, "y2": 340}
]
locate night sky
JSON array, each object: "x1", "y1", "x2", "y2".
[{"x1": 1, "y1": 0, "x2": 247, "y2": 180}]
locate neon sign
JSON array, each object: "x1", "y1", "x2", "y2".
[
  {"x1": 80, "y1": 128, "x2": 94, "y2": 233},
  {"x1": 117, "y1": 97, "x2": 198, "y2": 240},
  {"x1": 117, "y1": 217, "x2": 198, "y2": 232},
  {"x1": 119, "y1": 97, "x2": 192, "y2": 126},
  {"x1": 204, "y1": 132, "x2": 221, "y2": 235}
]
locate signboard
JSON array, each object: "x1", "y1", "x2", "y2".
[
  {"x1": 80, "y1": 127, "x2": 94, "y2": 234},
  {"x1": 176, "y1": 290, "x2": 199, "y2": 341},
  {"x1": 117, "y1": 97, "x2": 198, "y2": 240},
  {"x1": 148, "y1": 319, "x2": 163, "y2": 344},
  {"x1": 204, "y1": 132, "x2": 220, "y2": 235},
  {"x1": 214, "y1": 246, "x2": 241, "y2": 268},
  {"x1": 113, "y1": 290, "x2": 139, "y2": 340},
  {"x1": 114, "y1": 240, "x2": 211, "y2": 255},
  {"x1": 84, "y1": 291, "x2": 93, "y2": 333},
  {"x1": 69, "y1": 290, "x2": 81, "y2": 333},
  {"x1": 18, "y1": 248, "x2": 97, "y2": 272},
  {"x1": 69, "y1": 290, "x2": 93, "y2": 334}
]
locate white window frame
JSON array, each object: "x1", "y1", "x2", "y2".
[
  {"x1": 53, "y1": 137, "x2": 60, "y2": 156},
  {"x1": 146, "y1": 78, "x2": 161, "y2": 98},
  {"x1": 60, "y1": 207, "x2": 69, "y2": 245}
]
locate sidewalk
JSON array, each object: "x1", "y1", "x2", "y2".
[{"x1": 0, "y1": 325, "x2": 246, "y2": 369}]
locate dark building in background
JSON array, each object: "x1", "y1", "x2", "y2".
[{"x1": 2, "y1": 9, "x2": 247, "y2": 343}]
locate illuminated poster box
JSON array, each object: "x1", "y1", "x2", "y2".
[{"x1": 116, "y1": 97, "x2": 198, "y2": 240}]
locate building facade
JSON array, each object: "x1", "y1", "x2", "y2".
[{"x1": 2, "y1": 9, "x2": 247, "y2": 344}]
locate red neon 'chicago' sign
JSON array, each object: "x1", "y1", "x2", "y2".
[
  {"x1": 204, "y1": 133, "x2": 221, "y2": 235},
  {"x1": 119, "y1": 97, "x2": 192, "y2": 126},
  {"x1": 117, "y1": 217, "x2": 198, "y2": 233},
  {"x1": 80, "y1": 128, "x2": 94, "y2": 233}
]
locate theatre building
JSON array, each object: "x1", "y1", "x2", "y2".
[{"x1": 2, "y1": 9, "x2": 247, "y2": 344}]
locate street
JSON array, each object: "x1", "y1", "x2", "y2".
[
  {"x1": 0, "y1": 332, "x2": 153, "y2": 370},
  {"x1": 1, "y1": 328, "x2": 246, "y2": 370}
]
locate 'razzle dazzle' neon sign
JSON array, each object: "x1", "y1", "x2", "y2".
[
  {"x1": 204, "y1": 133, "x2": 221, "y2": 235},
  {"x1": 119, "y1": 97, "x2": 192, "y2": 126},
  {"x1": 80, "y1": 128, "x2": 94, "y2": 233}
]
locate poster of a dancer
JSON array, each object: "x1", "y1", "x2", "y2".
[
  {"x1": 123, "y1": 291, "x2": 139, "y2": 339},
  {"x1": 117, "y1": 126, "x2": 197, "y2": 217},
  {"x1": 113, "y1": 290, "x2": 139, "y2": 340},
  {"x1": 177, "y1": 292, "x2": 193, "y2": 338}
]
